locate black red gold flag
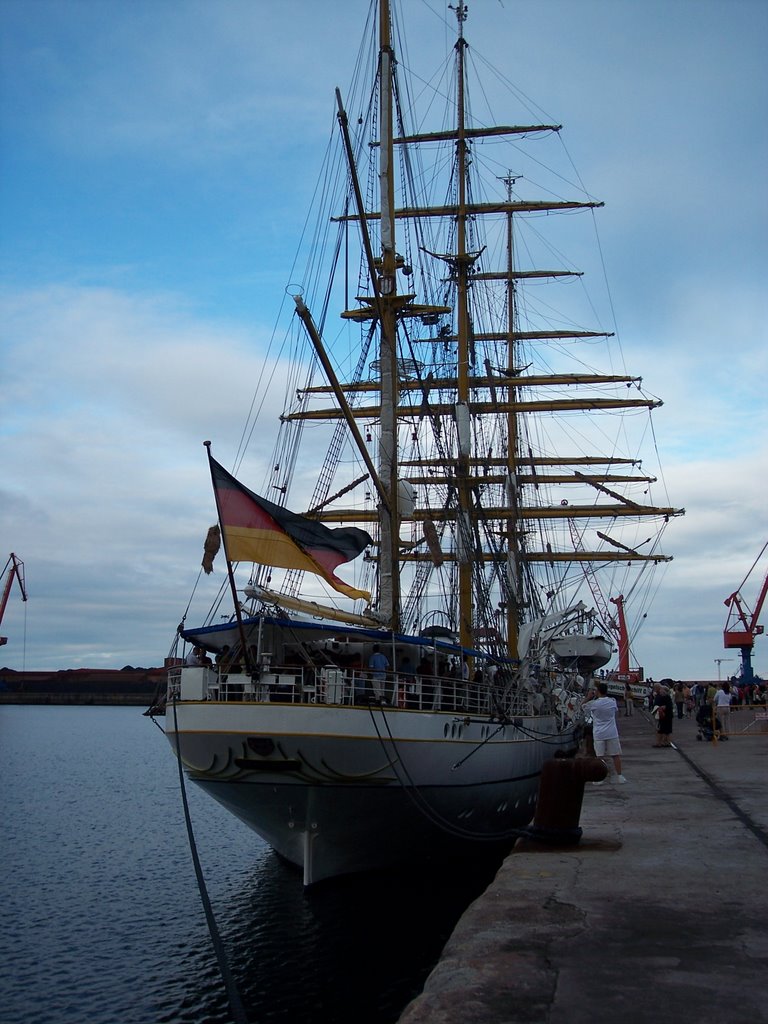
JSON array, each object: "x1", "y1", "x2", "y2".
[{"x1": 209, "y1": 456, "x2": 372, "y2": 601}]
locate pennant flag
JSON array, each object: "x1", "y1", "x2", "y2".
[{"x1": 209, "y1": 456, "x2": 373, "y2": 601}]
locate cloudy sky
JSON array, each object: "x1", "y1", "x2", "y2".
[{"x1": 1, "y1": 0, "x2": 766, "y2": 681}]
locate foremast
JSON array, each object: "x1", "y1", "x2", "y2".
[
  {"x1": 502, "y1": 172, "x2": 523, "y2": 657},
  {"x1": 453, "y1": 3, "x2": 474, "y2": 651}
]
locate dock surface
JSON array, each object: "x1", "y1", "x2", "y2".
[{"x1": 397, "y1": 708, "x2": 768, "y2": 1024}]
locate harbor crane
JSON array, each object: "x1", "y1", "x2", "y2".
[
  {"x1": 566, "y1": 522, "x2": 644, "y2": 683},
  {"x1": 723, "y1": 542, "x2": 768, "y2": 683},
  {"x1": 608, "y1": 594, "x2": 644, "y2": 683},
  {"x1": 0, "y1": 553, "x2": 28, "y2": 646}
]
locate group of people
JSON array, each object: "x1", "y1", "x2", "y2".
[
  {"x1": 582, "y1": 677, "x2": 678, "y2": 786},
  {"x1": 580, "y1": 674, "x2": 754, "y2": 783},
  {"x1": 648, "y1": 679, "x2": 728, "y2": 744},
  {"x1": 653, "y1": 678, "x2": 768, "y2": 738},
  {"x1": 184, "y1": 645, "x2": 213, "y2": 667},
  {"x1": 185, "y1": 644, "x2": 253, "y2": 674},
  {"x1": 594, "y1": 676, "x2": 766, "y2": 764},
  {"x1": 364, "y1": 645, "x2": 482, "y2": 709},
  {"x1": 183, "y1": 640, "x2": 764, "y2": 747},
  {"x1": 693, "y1": 679, "x2": 766, "y2": 708}
]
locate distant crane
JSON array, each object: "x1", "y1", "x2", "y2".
[
  {"x1": 723, "y1": 542, "x2": 768, "y2": 683},
  {"x1": 0, "y1": 553, "x2": 28, "y2": 646},
  {"x1": 713, "y1": 658, "x2": 734, "y2": 681},
  {"x1": 608, "y1": 594, "x2": 645, "y2": 683},
  {"x1": 566, "y1": 522, "x2": 644, "y2": 682}
]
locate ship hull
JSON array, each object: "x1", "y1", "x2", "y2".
[{"x1": 165, "y1": 700, "x2": 577, "y2": 885}]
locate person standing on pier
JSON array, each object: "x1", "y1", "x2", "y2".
[
  {"x1": 583, "y1": 682, "x2": 627, "y2": 784},
  {"x1": 674, "y1": 682, "x2": 686, "y2": 720},
  {"x1": 652, "y1": 683, "x2": 675, "y2": 747},
  {"x1": 713, "y1": 682, "x2": 733, "y2": 734},
  {"x1": 623, "y1": 682, "x2": 634, "y2": 717}
]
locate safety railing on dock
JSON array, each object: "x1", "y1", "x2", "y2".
[{"x1": 700, "y1": 704, "x2": 768, "y2": 741}]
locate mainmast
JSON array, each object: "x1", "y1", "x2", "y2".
[
  {"x1": 453, "y1": 2, "x2": 474, "y2": 651},
  {"x1": 377, "y1": 0, "x2": 401, "y2": 630}
]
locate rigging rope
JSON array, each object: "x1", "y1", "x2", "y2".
[
  {"x1": 366, "y1": 701, "x2": 561, "y2": 843},
  {"x1": 170, "y1": 697, "x2": 251, "y2": 1024}
]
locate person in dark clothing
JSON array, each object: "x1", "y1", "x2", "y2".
[{"x1": 652, "y1": 682, "x2": 675, "y2": 747}]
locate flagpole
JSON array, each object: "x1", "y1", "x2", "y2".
[{"x1": 204, "y1": 441, "x2": 254, "y2": 675}]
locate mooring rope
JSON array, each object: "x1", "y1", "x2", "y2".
[
  {"x1": 366, "y1": 702, "x2": 531, "y2": 843},
  {"x1": 170, "y1": 696, "x2": 251, "y2": 1024}
]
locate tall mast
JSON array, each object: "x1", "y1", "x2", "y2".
[
  {"x1": 453, "y1": 2, "x2": 474, "y2": 650},
  {"x1": 377, "y1": 0, "x2": 400, "y2": 630},
  {"x1": 502, "y1": 173, "x2": 523, "y2": 655},
  {"x1": 287, "y1": 0, "x2": 683, "y2": 638}
]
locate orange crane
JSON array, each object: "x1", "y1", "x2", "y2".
[
  {"x1": 723, "y1": 542, "x2": 768, "y2": 683},
  {"x1": 0, "y1": 553, "x2": 27, "y2": 646},
  {"x1": 608, "y1": 594, "x2": 644, "y2": 684}
]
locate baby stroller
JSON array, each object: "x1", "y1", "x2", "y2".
[{"x1": 696, "y1": 704, "x2": 727, "y2": 741}]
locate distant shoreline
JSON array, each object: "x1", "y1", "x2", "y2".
[
  {"x1": 0, "y1": 694, "x2": 154, "y2": 706},
  {"x1": 0, "y1": 667, "x2": 166, "y2": 707}
]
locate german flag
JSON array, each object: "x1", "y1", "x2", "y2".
[{"x1": 209, "y1": 456, "x2": 372, "y2": 601}]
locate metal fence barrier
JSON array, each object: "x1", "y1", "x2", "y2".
[{"x1": 704, "y1": 704, "x2": 768, "y2": 742}]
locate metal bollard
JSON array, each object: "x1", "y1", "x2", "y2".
[{"x1": 523, "y1": 755, "x2": 607, "y2": 846}]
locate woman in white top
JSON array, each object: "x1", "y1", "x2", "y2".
[{"x1": 713, "y1": 682, "x2": 733, "y2": 733}]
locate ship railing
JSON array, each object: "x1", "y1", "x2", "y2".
[{"x1": 166, "y1": 663, "x2": 575, "y2": 718}]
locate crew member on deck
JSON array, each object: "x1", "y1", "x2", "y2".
[
  {"x1": 185, "y1": 646, "x2": 204, "y2": 666},
  {"x1": 368, "y1": 644, "x2": 390, "y2": 702}
]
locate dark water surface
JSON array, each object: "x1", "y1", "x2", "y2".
[{"x1": 0, "y1": 706, "x2": 502, "y2": 1024}]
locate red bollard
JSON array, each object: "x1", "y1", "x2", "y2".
[{"x1": 523, "y1": 756, "x2": 607, "y2": 846}]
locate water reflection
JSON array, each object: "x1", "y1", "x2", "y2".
[
  {"x1": 0, "y1": 707, "x2": 504, "y2": 1024},
  {"x1": 157, "y1": 850, "x2": 505, "y2": 1024}
]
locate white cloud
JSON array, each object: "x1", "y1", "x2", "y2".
[{"x1": 0, "y1": 284, "x2": 288, "y2": 670}]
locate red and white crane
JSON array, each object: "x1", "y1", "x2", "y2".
[
  {"x1": 608, "y1": 594, "x2": 644, "y2": 684},
  {"x1": 0, "y1": 553, "x2": 27, "y2": 647},
  {"x1": 723, "y1": 542, "x2": 768, "y2": 683}
]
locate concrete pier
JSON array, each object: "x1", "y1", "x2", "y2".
[{"x1": 398, "y1": 708, "x2": 768, "y2": 1024}]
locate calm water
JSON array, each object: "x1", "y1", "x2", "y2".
[{"x1": 0, "y1": 706, "x2": 503, "y2": 1024}]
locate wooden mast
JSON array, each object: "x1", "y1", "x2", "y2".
[
  {"x1": 503, "y1": 173, "x2": 523, "y2": 655},
  {"x1": 286, "y1": 2, "x2": 682, "y2": 638},
  {"x1": 453, "y1": 2, "x2": 474, "y2": 651},
  {"x1": 376, "y1": 0, "x2": 401, "y2": 631}
]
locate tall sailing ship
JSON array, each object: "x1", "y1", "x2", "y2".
[{"x1": 156, "y1": 0, "x2": 683, "y2": 885}]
